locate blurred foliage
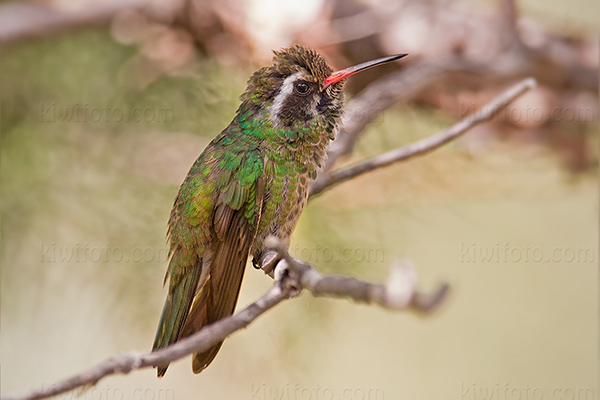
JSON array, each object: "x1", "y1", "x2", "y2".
[{"x1": 1, "y1": 29, "x2": 247, "y2": 332}]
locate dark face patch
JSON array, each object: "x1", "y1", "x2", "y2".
[{"x1": 276, "y1": 80, "x2": 321, "y2": 125}]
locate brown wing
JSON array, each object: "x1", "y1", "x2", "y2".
[{"x1": 180, "y1": 177, "x2": 265, "y2": 373}]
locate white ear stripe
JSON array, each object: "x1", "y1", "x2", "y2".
[{"x1": 268, "y1": 72, "x2": 301, "y2": 126}]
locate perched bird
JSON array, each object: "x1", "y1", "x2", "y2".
[{"x1": 152, "y1": 45, "x2": 406, "y2": 376}]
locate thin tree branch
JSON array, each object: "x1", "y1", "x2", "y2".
[
  {"x1": 266, "y1": 237, "x2": 449, "y2": 313},
  {"x1": 2, "y1": 242, "x2": 447, "y2": 400},
  {"x1": 1, "y1": 283, "x2": 290, "y2": 400},
  {"x1": 321, "y1": 58, "x2": 544, "y2": 177},
  {"x1": 310, "y1": 77, "x2": 537, "y2": 197},
  {"x1": 319, "y1": 58, "x2": 518, "y2": 176},
  {"x1": 322, "y1": 61, "x2": 449, "y2": 174}
]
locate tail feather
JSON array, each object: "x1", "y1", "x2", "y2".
[
  {"x1": 182, "y1": 204, "x2": 252, "y2": 374},
  {"x1": 176, "y1": 272, "x2": 225, "y2": 374},
  {"x1": 192, "y1": 343, "x2": 223, "y2": 373},
  {"x1": 152, "y1": 249, "x2": 203, "y2": 377}
]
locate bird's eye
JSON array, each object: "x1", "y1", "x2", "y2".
[{"x1": 294, "y1": 82, "x2": 311, "y2": 95}]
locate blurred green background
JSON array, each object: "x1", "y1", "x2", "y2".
[{"x1": 1, "y1": 0, "x2": 598, "y2": 399}]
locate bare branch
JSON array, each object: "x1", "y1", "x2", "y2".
[
  {"x1": 319, "y1": 58, "x2": 539, "y2": 177},
  {"x1": 1, "y1": 284, "x2": 290, "y2": 400},
  {"x1": 265, "y1": 237, "x2": 449, "y2": 313},
  {"x1": 310, "y1": 77, "x2": 537, "y2": 197},
  {"x1": 322, "y1": 62, "x2": 449, "y2": 174},
  {"x1": 2, "y1": 242, "x2": 446, "y2": 400}
]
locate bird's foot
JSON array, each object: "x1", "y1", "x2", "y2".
[
  {"x1": 253, "y1": 250, "x2": 280, "y2": 278},
  {"x1": 253, "y1": 250, "x2": 302, "y2": 296}
]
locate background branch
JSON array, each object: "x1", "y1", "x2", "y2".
[
  {"x1": 311, "y1": 77, "x2": 537, "y2": 197},
  {"x1": 321, "y1": 61, "x2": 449, "y2": 173}
]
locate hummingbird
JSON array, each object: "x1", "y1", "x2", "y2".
[{"x1": 152, "y1": 45, "x2": 406, "y2": 376}]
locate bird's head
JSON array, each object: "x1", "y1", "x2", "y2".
[{"x1": 239, "y1": 45, "x2": 406, "y2": 128}]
